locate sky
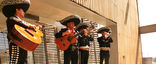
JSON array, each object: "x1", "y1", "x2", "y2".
[{"x1": 137, "y1": 0, "x2": 156, "y2": 57}]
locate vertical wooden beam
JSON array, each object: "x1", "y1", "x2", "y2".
[{"x1": 135, "y1": 34, "x2": 142, "y2": 64}]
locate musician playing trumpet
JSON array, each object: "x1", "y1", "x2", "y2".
[
  {"x1": 97, "y1": 27, "x2": 113, "y2": 64},
  {"x1": 76, "y1": 23, "x2": 94, "y2": 64}
]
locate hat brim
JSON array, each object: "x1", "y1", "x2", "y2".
[
  {"x1": 2, "y1": 3, "x2": 30, "y2": 17},
  {"x1": 97, "y1": 27, "x2": 110, "y2": 33},
  {"x1": 61, "y1": 18, "x2": 80, "y2": 26},
  {"x1": 60, "y1": 15, "x2": 81, "y2": 26},
  {"x1": 76, "y1": 24, "x2": 88, "y2": 31}
]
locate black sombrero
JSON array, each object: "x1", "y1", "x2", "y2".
[
  {"x1": 76, "y1": 23, "x2": 88, "y2": 31},
  {"x1": 97, "y1": 27, "x2": 111, "y2": 33},
  {"x1": 1, "y1": 0, "x2": 30, "y2": 17},
  {"x1": 60, "y1": 15, "x2": 81, "y2": 26}
]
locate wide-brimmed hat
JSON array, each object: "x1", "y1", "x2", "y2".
[
  {"x1": 60, "y1": 15, "x2": 81, "y2": 26},
  {"x1": 1, "y1": 0, "x2": 30, "y2": 17},
  {"x1": 76, "y1": 23, "x2": 88, "y2": 31},
  {"x1": 97, "y1": 27, "x2": 111, "y2": 33}
]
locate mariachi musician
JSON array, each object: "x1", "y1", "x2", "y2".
[
  {"x1": 76, "y1": 23, "x2": 94, "y2": 64},
  {"x1": 55, "y1": 15, "x2": 81, "y2": 64},
  {"x1": 97, "y1": 27, "x2": 113, "y2": 64},
  {"x1": 1, "y1": 0, "x2": 42, "y2": 64}
]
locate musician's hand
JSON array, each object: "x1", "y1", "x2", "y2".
[
  {"x1": 29, "y1": 25, "x2": 36, "y2": 29},
  {"x1": 62, "y1": 30, "x2": 71, "y2": 36},
  {"x1": 107, "y1": 32, "x2": 111, "y2": 37},
  {"x1": 104, "y1": 32, "x2": 111, "y2": 38},
  {"x1": 36, "y1": 25, "x2": 42, "y2": 30}
]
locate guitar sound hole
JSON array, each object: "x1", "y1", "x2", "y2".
[
  {"x1": 68, "y1": 37, "x2": 72, "y2": 42},
  {"x1": 25, "y1": 30, "x2": 34, "y2": 36},
  {"x1": 61, "y1": 40, "x2": 65, "y2": 46},
  {"x1": 31, "y1": 28, "x2": 36, "y2": 32}
]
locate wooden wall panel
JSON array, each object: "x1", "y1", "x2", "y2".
[{"x1": 71, "y1": 0, "x2": 142, "y2": 64}]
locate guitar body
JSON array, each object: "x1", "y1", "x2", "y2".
[
  {"x1": 56, "y1": 22, "x2": 96, "y2": 51},
  {"x1": 9, "y1": 24, "x2": 43, "y2": 51},
  {"x1": 55, "y1": 33, "x2": 77, "y2": 51}
]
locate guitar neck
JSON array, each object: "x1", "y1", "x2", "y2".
[
  {"x1": 71, "y1": 25, "x2": 94, "y2": 39},
  {"x1": 68, "y1": 31, "x2": 84, "y2": 41}
]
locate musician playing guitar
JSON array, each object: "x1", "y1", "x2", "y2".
[
  {"x1": 55, "y1": 15, "x2": 81, "y2": 64},
  {"x1": 1, "y1": 0, "x2": 42, "y2": 64}
]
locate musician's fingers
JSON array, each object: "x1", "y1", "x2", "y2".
[
  {"x1": 37, "y1": 25, "x2": 42, "y2": 30},
  {"x1": 66, "y1": 30, "x2": 71, "y2": 34},
  {"x1": 107, "y1": 32, "x2": 111, "y2": 36},
  {"x1": 29, "y1": 25, "x2": 36, "y2": 29},
  {"x1": 62, "y1": 30, "x2": 70, "y2": 36}
]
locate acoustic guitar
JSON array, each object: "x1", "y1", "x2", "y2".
[
  {"x1": 56, "y1": 22, "x2": 96, "y2": 51},
  {"x1": 9, "y1": 24, "x2": 43, "y2": 51},
  {"x1": 55, "y1": 32, "x2": 81, "y2": 51}
]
